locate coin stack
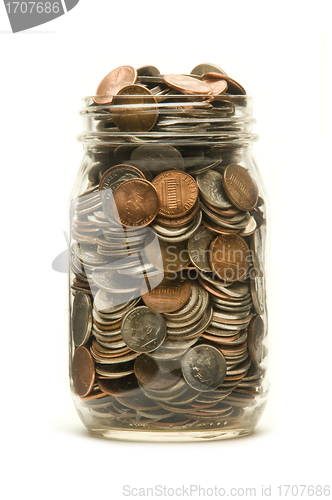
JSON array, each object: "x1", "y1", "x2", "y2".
[{"x1": 70, "y1": 64, "x2": 268, "y2": 431}]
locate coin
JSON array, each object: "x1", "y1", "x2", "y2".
[
  {"x1": 182, "y1": 345, "x2": 227, "y2": 392},
  {"x1": 92, "y1": 269, "x2": 142, "y2": 294},
  {"x1": 111, "y1": 85, "x2": 158, "y2": 132},
  {"x1": 144, "y1": 232, "x2": 190, "y2": 273},
  {"x1": 201, "y1": 75, "x2": 228, "y2": 96},
  {"x1": 99, "y1": 164, "x2": 145, "y2": 191},
  {"x1": 223, "y1": 164, "x2": 259, "y2": 211},
  {"x1": 121, "y1": 306, "x2": 167, "y2": 353},
  {"x1": 137, "y1": 65, "x2": 161, "y2": 76},
  {"x1": 190, "y1": 63, "x2": 227, "y2": 76},
  {"x1": 188, "y1": 227, "x2": 214, "y2": 272},
  {"x1": 72, "y1": 346, "x2": 95, "y2": 397},
  {"x1": 112, "y1": 179, "x2": 159, "y2": 227},
  {"x1": 163, "y1": 74, "x2": 211, "y2": 95},
  {"x1": 130, "y1": 145, "x2": 184, "y2": 175},
  {"x1": 141, "y1": 277, "x2": 191, "y2": 313},
  {"x1": 209, "y1": 234, "x2": 250, "y2": 282},
  {"x1": 72, "y1": 292, "x2": 92, "y2": 347},
  {"x1": 196, "y1": 169, "x2": 233, "y2": 209},
  {"x1": 152, "y1": 170, "x2": 198, "y2": 218},
  {"x1": 94, "y1": 65, "x2": 137, "y2": 105}
]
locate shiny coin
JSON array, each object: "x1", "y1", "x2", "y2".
[
  {"x1": 223, "y1": 164, "x2": 259, "y2": 211},
  {"x1": 112, "y1": 179, "x2": 159, "y2": 227},
  {"x1": 72, "y1": 292, "x2": 92, "y2": 347},
  {"x1": 196, "y1": 169, "x2": 233, "y2": 209},
  {"x1": 72, "y1": 346, "x2": 95, "y2": 397},
  {"x1": 141, "y1": 276, "x2": 191, "y2": 313},
  {"x1": 248, "y1": 315, "x2": 265, "y2": 365},
  {"x1": 188, "y1": 226, "x2": 214, "y2": 272},
  {"x1": 152, "y1": 170, "x2": 198, "y2": 218},
  {"x1": 94, "y1": 65, "x2": 137, "y2": 105},
  {"x1": 111, "y1": 85, "x2": 158, "y2": 132},
  {"x1": 201, "y1": 74, "x2": 228, "y2": 96},
  {"x1": 182, "y1": 344, "x2": 227, "y2": 392},
  {"x1": 210, "y1": 234, "x2": 250, "y2": 282},
  {"x1": 121, "y1": 306, "x2": 167, "y2": 353},
  {"x1": 250, "y1": 268, "x2": 265, "y2": 315},
  {"x1": 163, "y1": 74, "x2": 211, "y2": 95}
]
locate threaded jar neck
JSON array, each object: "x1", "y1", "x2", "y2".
[{"x1": 78, "y1": 95, "x2": 258, "y2": 148}]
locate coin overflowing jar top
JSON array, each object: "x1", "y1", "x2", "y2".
[{"x1": 70, "y1": 63, "x2": 267, "y2": 431}]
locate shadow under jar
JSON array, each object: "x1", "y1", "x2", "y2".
[{"x1": 69, "y1": 92, "x2": 270, "y2": 442}]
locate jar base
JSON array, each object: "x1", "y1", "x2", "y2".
[{"x1": 87, "y1": 427, "x2": 254, "y2": 442}]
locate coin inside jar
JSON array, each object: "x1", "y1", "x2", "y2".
[
  {"x1": 112, "y1": 179, "x2": 159, "y2": 227},
  {"x1": 182, "y1": 344, "x2": 227, "y2": 392},
  {"x1": 209, "y1": 234, "x2": 250, "y2": 282},
  {"x1": 248, "y1": 315, "x2": 265, "y2": 365},
  {"x1": 72, "y1": 292, "x2": 92, "y2": 347},
  {"x1": 111, "y1": 85, "x2": 159, "y2": 132},
  {"x1": 72, "y1": 346, "x2": 95, "y2": 397},
  {"x1": 152, "y1": 170, "x2": 198, "y2": 218},
  {"x1": 121, "y1": 306, "x2": 167, "y2": 353},
  {"x1": 94, "y1": 65, "x2": 138, "y2": 105},
  {"x1": 141, "y1": 277, "x2": 191, "y2": 313},
  {"x1": 223, "y1": 164, "x2": 259, "y2": 211}
]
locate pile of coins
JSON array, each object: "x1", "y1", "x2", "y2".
[{"x1": 70, "y1": 64, "x2": 268, "y2": 431}]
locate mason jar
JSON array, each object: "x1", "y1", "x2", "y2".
[{"x1": 69, "y1": 84, "x2": 269, "y2": 441}]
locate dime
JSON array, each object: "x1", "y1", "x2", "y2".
[
  {"x1": 210, "y1": 234, "x2": 250, "y2": 282},
  {"x1": 72, "y1": 346, "x2": 95, "y2": 397},
  {"x1": 163, "y1": 74, "x2": 211, "y2": 95},
  {"x1": 111, "y1": 85, "x2": 158, "y2": 132},
  {"x1": 152, "y1": 170, "x2": 198, "y2": 218},
  {"x1": 112, "y1": 179, "x2": 159, "y2": 227},
  {"x1": 141, "y1": 277, "x2": 191, "y2": 313},
  {"x1": 94, "y1": 65, "x2": 137, "y2": 105},
  {"x1": 223, "y1": 164, "x2": 259, "y2": 211},
  {"x1": 121, "y1": 306, "x2": 167, "y2": 353},
  {"x1": 188, "y1": 227, "x2": 214, "y2": 272},
  {"x1": 99, "y1": 164, "x2": 145, "y2": 191},
  {"x1": 182, "y1": 345, "x2": 227, "y2": 392},
  {"x1": 196, "y1": 169, "x2": 233, "y2": 209},
  {"x1": 72, "y1": 292, "x2": 92, "y2": 347},
  {"x1": 250, "y1": 268, "x2": 265, "y2": 315}
]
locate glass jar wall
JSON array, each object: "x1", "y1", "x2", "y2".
[{"x1": 69, "y1": 91, "x2": 269, "y2": 441}]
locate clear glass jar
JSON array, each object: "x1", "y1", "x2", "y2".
[{"x1": 69, "y1": 92, "x2": 269, "y2": 441}]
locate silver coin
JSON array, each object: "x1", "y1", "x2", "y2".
[
  {"x1": 196, "y1": 170, "x2": 232, "y2": 209},
  {"x1": 163, "y1": 284, "x2": 198, "y2": 320},
  {"x1": 73, "y1": 243, "x2": 110, "y2": 266},
  {"x1": 130, "y1": 145, "x2": 184, "y2": 175},
  {"x1": 92, "y1": 269, "x2": 142, "y2": 294},
  {"x1": 121, "y1": 306, "x2": 167, "y2": 353},
  {"x1": 250, "y1": 268, "x2": 265, "y2": 315},
  {"x1": 182, "y1": 344, "x2": 227, "y2": 392},
  {"x1": 72, "y1": 292, "x2": 92, "y2": 347},
  {"x1": 166, "y1": 287, "x2": 208, "y2": 329},
  {"x1": 240, "y1": 215, "x2": 257, "y2": 236},
  {"x1": 167, "y1": 304, "x2": 213, "y2": 341},
  {"x1": 156, "y1": 211, "x2": 202, "y2": 243},
  {"x1": 188, "y1": 227, "x2": 214, "y2": 272}
]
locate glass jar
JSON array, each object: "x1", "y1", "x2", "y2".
[{"x1": 69, "y1": 91, "x2": 269, "y2": 441}]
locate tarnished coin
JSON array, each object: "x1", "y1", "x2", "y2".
[
  {"x1": 196, "y1": 170, "x2": 232, "y2": 209},
  {"x1": 111, "y1": 85, "x2": 158, "y2": 132},
  {"x1": 182, "y1": 345, "x2": 227, "y2": 392},
  {"x1": 72, "y1": 292, "x2": 92, "y2": 347},
  {"x1": 113, "y1": 179, "x2": 159, "y2": 227},
  {"x1": 163, "y1": 74, "x2": 211, "y2": 95},
  {"x1": 248, "y1": 315, "x2": 265, "y2": 365},
  {"x1": 72, "y1": 346, "x2": 95, "y2": 397},
  {"x1": 210, "y1": 234, "x2": 250, "y2": 282},
  {"x1": 152, "y1": 170, "x2": 198, "y2": 218},
  {"x1": 188, "y1": 227, "x2": 214, "y2": 272},
  {"x1": 121, "y1": 306, "x2": 167, "y2": 353},
  {"x1": 134, "y1": 354, "x2": 182, "y2": 389},
  {"x1": 223, "y1": 164, "x2": 259, "y2": 211},
  {"x1": 94, "y1": 65, "x2": 137, "y2": 105},
  {"x1": 141, "y1": 277, "x2": 191, "y2": 313},
  {"x1": 190, "y1": 63, "x2": 227, "y2": 76},
  {"x1": 99, "y1": 164, "x2": 145, "y2": 191}
]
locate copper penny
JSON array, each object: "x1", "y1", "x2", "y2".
[
  {"x1": 111, "y1": 85, "x2": 158, "y2": 132},
  {"x1": 209, "y1": 234, "x2": 250, "y2": 282},
  {"x1": 154, "y1": 199, "x2": 199, "y2": 228},
  {"x1": 94, "y1": 65, "x2": 137, "y2": 105},
  {"x1": 152, "y1": 170, "x2": 198, "y2": 218},
  {"x1": 248, "y1": 315, "x2": 265, "y2": 365},
  {"x1": 72, "y1": 346, "x2": 95, "y2": 397},
  {"x1": 163, "y1": 74, "x2": 211, "y2": 95},
  {"x1": 112, "y1": 179, "x2": 159, "y2": 227},
  {"x1": 223, "y1": 164, "x2": 259, "y2": 211},
  {"x1": 141, "y1": 277, "x2": 191, "y2": 313},
  {"x1": 134, "y1": 354, "x2": 182, "y2": 390},
  {"x1": 201, "y1": 74, "x2": 228, "y2": 96},
  {"x1": 144, "y1": 232, "x2": 190, "y2": 273},
  {"x1": 202, "y1": 73, "x2": 246, "y2": 95}
]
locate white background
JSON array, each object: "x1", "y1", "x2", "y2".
[{"x1": 1, "y1": 1, "x2": 331, "y2": 499}]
